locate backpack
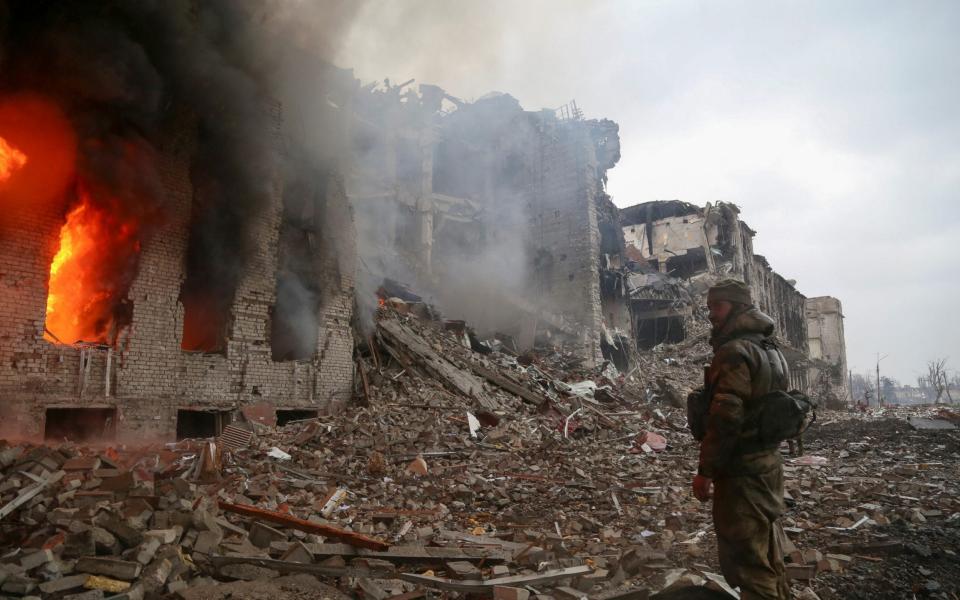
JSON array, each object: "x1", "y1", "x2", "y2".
[
  {"x1": 687, "y1": 336, "x2": 816, "y2": 444},
  {"x1": 755, "y1": 389, "x2": 816, "y2": 444},
  {"x1": 752, "y1": 338, "x2": 816, "y2": 443}
]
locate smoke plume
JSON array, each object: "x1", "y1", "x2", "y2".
[{"x1": 0, "y1": 0, "x2": 359, "y2": 349}]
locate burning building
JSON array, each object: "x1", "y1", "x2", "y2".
[
  {"x1": 0, "y1": 0, "x2": 632, "y2": 443},
  {"x1": 0, "y1": 2, "x2": 848, "y2": 444},
  {"x1": 0, "y1": 3, "x2": 357, "y2": 442}
]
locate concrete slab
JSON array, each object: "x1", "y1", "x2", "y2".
[{"x1": 908, "y1": 418, "x2": 957, "y2": 430}]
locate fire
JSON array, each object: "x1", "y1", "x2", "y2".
[
  {"x1": 44, "y1": 189, "x2": 141, "y2": 345},
  {"x1": 0, "y1": 135, "x2": 27, "y2": 183},
  {"x1": 0, "y1": 94, "x2": 76, "y2": 225}
]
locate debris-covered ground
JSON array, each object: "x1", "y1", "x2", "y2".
[{"x1": 1, "y1": 308, "x2": 958, "y2": 600}]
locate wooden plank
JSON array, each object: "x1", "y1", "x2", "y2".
[
  {"x1": 785, "y1": 564, "x2": 816, "y2": 581},
  {"x1": 632, "y1": 306, "x2": 692, "y2": 320},
  {"x1": 436, "y1": 530, "x2": 533, "y2": 554},
  {"x1": 304, "y1": 543, "x2": 510, "y2": 564},
  {"x1": 217, "y1": 500, "x2": 389, "y2": 551},
  {"x1": 826, "y1": 540, "x2": 903, "y2": 555},
  {"x1": 378, "y1": 319, "x2": 489, "y2": 401},
  {"x1": 386, "y1": 590, "x2": 426, "y2": 600},
  {"x1": 467, "y1": 361, "x2": 547, "y2": 406},
  {"x1": 0, "y1": 470, "x2": 64, "y2": 520},
  {"x1": 209, "y1": 555, "x2": 394, "y2": 579},
  {"x1": 400, "y1": 565, "x2": 593, "y2": 593},
  {"x1": 358, "y1": 358, "x2": 372, "y2": 404}
]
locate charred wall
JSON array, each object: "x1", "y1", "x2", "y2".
[
  {"x1": 0, "y1": 105, "x2": 356, "y2": 441},
  {"x1": 0, "y1": 3, "x2": 364, "y2": 441}
]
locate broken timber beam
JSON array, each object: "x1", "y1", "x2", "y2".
[
  {"x1": 826, "y1": 540, "x2": 903, "y2": 555},
  {"x1": 209, "y1": 555, "x2": 395, "y2": 579},
  {"x1": 217, "y1": 500, "x2": 389, "y2": 551},
  {"x1": 400, "y1": 565, "x2": 593, "y2": 593},
  {"x1": 436, "y1": 530, "x2": 535, "y2": 556},
  {"x1": 466, "y1": 361, "x2": 547, "y2": 406},
  {"x1": 305, "y1": 543, "x2": 509, "y2": 564},
  {"x1": 0, "y1": 470, "x2": 64, "y2": 520},
  {"x1": 378, "y1": 319, "x2": 489, "y2": 401}
]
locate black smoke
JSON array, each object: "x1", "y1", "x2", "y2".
[{"x1": 0, "y1": 0, "x2": 357, "y2": 349}]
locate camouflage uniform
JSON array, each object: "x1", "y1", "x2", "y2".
[{"x1": 699, "y1": 303, "x2": 792, "y2": 600}]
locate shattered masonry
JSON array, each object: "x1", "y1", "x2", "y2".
[
  {"x1": 0, "y1": 305, "x2": 955, "y2": 599},
  {"x1": 0, "y1": 75, "x2": 627, "y2": 442}
]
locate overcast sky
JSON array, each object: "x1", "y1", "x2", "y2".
[{"x1": 336, "y1": 0, "x2": 960, "y2": 385}]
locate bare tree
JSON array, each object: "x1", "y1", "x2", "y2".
[
  {"x1": 927, "y1": 358, "x2": 952, "y2": 404},
  {"x1": 851, "y1": 372, "x2": 876, "y2": 405}
]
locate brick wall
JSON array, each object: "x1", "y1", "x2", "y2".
[
  {"x1": 347, "y1": 90, "x2": 617, "y2": 369},
  {"x1": 806, "y1": 296, "x2": 849, "y2": 401},
  {"x1": 0, "y1": 106, "x2": 357, "y2": 441},
  {"x1": 528, "y1": 118, "x2": 605, "y2": 366}
]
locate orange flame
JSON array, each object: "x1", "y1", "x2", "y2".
[
  {"x1": 0, "y1": 135, "x2": 27, "y2": 183},
  {"x1": 44, "y1": 190, "x2": 141, "y2": 345},
  {"x1": 0, "y1": 95, "x2": 76, "y2": 228}
]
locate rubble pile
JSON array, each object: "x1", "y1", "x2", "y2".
[
  {"x1": 775, "y1": 408, "x2": 960, "y2": 600},
  {"x1": 0, "y1": 307, "x2": 957, "y2": 599}
]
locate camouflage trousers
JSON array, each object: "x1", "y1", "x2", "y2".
[{"x1": 713, "y1": 466, "x2": 791, "y2": 600}]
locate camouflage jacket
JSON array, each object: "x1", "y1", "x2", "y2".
[{"x1": 698, "y1": 307, "x2": 790, "y2": 479}]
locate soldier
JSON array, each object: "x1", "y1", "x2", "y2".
[{"x1": 693, "y1": 279, "x2": 791, "y2": 600}]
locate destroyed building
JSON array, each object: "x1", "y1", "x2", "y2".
[
  {"x1": 345, "y1": 87, "x2": 628, "y2": 369},
  {"x1": 0, "y1": 104, "x2": 357, "y2": 442},
  {"x1": 0, "y1": 1, "x2": 633, "y2": 444},
  {"x1": 619, "y1": 200, "x2": 814, "y2": 391},
  {"x1": 0, "y1": 4, "x2": 358, "y2": 443},
  {"x1": 805, "y1": 296, "x2": 850, "y2": 406},
  {"x1": 0, "y1": 0, "x2": 632, "y2": 444},
  {"x1": 0, "y1": 2, "x2": 852, "y2": 446}
]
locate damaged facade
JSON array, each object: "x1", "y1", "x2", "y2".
[
  {"x1": 0, "y1": 55, "x2": 629, "y2": 443},
  {"x1": 346, "y1": 86, "x2": 625, "y2": 369},
  {"x1": 619, "y1": 200, "x2": 816, "y2": 391},
  {"x1": 0, "y1": 103, "x2": 357, "y2": 442},
  {"x1": 0, "y1": 49, "x2": 629, "y2": 444},
  {"x1": 0, "y1": 2, "x2": 364, "y2": 443},
  {"x1": 805, "y1": 296, "x2": 850, "y2": 407},
  {"x1": 0, "y1": 3, "x2": 848, "y2": 443}
]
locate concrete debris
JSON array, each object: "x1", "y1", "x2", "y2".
[{"x1": 0, "y1": 307, "x2": 956, "y2": 599}]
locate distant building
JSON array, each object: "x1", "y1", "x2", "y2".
[
  {"x1": 805, "y1": 296, "x2": 850, "y2": 407},
  {"x1": 619, "y1": 200, "x2": 814, "y2": 392}
]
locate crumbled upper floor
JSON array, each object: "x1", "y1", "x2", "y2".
[
  {"x1": 344, "y1": 83, "x2": 626, "y2": 369},
  {"x1": 619, "y1": 200, "x2": 821, "y2": 392}
]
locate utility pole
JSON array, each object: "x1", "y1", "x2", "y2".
[
  {"x1": 876, "y1": 353, "x2": 888, "y2": 407},
  {"x1": 849, "y1": 369, "x2": 854, "y2": 410}
]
